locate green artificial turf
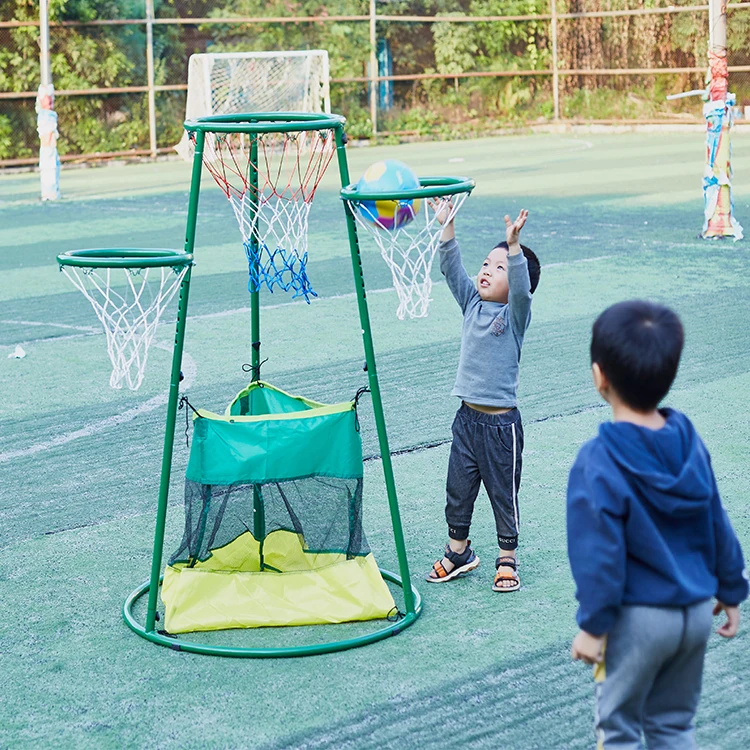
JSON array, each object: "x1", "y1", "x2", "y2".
[{"x1": 1, "y1": 132, "x2": 749, "y2": 749}]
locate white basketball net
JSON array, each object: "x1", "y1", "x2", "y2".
[
  {"x1": 61, "y1": 264, "x2": 188, "y2": 390},
  {"x1": 199, "y1": 128, "x2": 335, "y2": 301},
  {"x1": 351, "y1": 194, "x2": 469, "y2": 319}
]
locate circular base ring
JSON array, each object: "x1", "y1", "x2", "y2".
[{"x1": 123, "y1": 569, "x2": 422, "y2": 658}]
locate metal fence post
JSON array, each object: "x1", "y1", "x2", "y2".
[
  {"x1": 145, "y1": 0, "x2": 157, "y2": 157},
  {"x1": 551, "y1": 0, "x2": 560, "y2": 121},
  {"x1": 369, "y1": 0, "x2": 378, "y2": 137}
]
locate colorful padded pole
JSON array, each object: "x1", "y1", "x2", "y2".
[{"x1": 702, "y1": 0, "x2": 743, "y2": 240}]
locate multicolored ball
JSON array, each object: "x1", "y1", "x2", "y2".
[{"x1": 356, "y1": 159, "x2": 422, "y2": 231}]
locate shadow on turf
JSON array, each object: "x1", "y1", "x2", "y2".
[
  {"x1": 263, "y1": 626, "x2": 750, "y2": 750},
  {"x1": 262, "y1": 641, "x2": 593, "y2": 750}
]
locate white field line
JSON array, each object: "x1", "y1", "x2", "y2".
[
  {"x1": 182, "y1": 256, "x2": 614, "y2": 323},
  {"x1": 188, "y1": 285, "x2": 395, "y2": 322},
  {"x1": 543, "y1": 255, "x2": 612, "y2": 269},
  {"x1": 0, "y1": 342, "x2": 197, "y2": 464},
  {"x1": 561, "y1": 138, "x2": 594, "y2": 152}
]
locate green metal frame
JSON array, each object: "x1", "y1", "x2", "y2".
[
  {"x1": 123, "y1": 113, "x2": 423, "y2": 657},
  {"x1": 340, "y1": 175, "x2": 475, "y2": 203},
  {"x1": 57, "y1": 247, "x2": 193, "y2": 269},
  {"x1": 184, "y1": 111, "x2": 345, "y2": 135}
]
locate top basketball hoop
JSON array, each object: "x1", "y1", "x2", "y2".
[{"x1": 185, "y1": 112, "x2": 345, "y2": 303}]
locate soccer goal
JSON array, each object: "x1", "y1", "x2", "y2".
[{"x1": 175, "y1": 50, "x2": 330, "y2": 160}]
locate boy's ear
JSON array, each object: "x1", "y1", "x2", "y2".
[{"x1": 592, "y1": 362, "x2": 609, "y2": 399}]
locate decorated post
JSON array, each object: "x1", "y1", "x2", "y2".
[
  {"x1": 37, "y1": 0, "x2": 60, "y2": 201},
  {"x1": 702, "y1": 0, "x2": 742, "y2": 239},
  {"x1": 36, "y1": 84, "x2": 60, "y2": 201}
]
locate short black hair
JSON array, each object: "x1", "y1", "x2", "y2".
[
  {"x1": 590, "y1": 300, "x2": 684, "y2": 412},
  {"x1": 494, "y1": 241, "x2": 541, "y2": 293}
]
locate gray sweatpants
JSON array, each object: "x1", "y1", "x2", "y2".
[
  {"x1": 594, "y1": 601, "x2": 714, "y2": 750},
  {"x1": 445, "y1": 403, "x2": 523, "y2": 549}
]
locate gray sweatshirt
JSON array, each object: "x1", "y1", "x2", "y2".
[{"x1": 439, "y1": 237, "x2": 532, "y2": 408}]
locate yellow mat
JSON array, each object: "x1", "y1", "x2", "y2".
[{"x1": 161, "y1": 530, "x2": 395, "y2": 633}]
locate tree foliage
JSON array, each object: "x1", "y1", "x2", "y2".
[{"x1": 0, "y1": 0, "x2": 749, "y2": 159}]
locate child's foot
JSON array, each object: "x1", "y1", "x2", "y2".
[
  {"x1": 426, "y1": 541, "x2": 480, "y2": 582},
  {"x1": 492, "y1": 555, "x2": 520, "y2": 592}
]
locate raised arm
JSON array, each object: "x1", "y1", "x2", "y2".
[
  {"x1": 431, "y1": 199, "x2": 476, "y2": 312},
  {"x1": 505, "y1": 209, "x2": 532, "y2": 334}
]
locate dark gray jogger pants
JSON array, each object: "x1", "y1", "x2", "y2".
[{"x1": 445, "y1": 403, "x2": 523, "y2": 549}]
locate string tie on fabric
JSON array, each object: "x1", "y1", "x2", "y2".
[
  {"x1": 178, "y1": 394, "x2": 201, "y2": 447},
  {"x1": 242, "y1": 358, "x2": 269, "y2": 381},
  {"x1": 353, "y1": 386, "x2": 371, "y2": 433}
]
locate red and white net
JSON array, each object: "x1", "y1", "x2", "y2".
[{"x1": 196, "y1": 128, "x2": 336, "y2": 301}]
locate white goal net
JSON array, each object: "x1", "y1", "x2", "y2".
[{"x1": 176, "y1": 50, "x2": 330, "y2": 160}]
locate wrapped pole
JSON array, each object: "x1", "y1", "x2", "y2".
[
  {"x1": 702, "y1": 0, "x2": 742, "y2": 239},
  {"x1": 37, "y1": 0, "x2": 60, "y2": 201}
]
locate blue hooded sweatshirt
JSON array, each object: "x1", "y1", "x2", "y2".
[{"x1": 567, "y1": 408, "x2": 748, "y2": 636}]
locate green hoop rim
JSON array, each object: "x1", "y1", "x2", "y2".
[
  {"x1": 185, "y1": 112, "x2": 346, "y2": 135},
  {"x1": 123, "y1": 568, "x2": 422, "y2": 658},
  {"x1": 57, "y1": 248, "x2": 194, "y2": 270},
  {"x1": 340, "y1": 175, "x2": 475, "y2": 203}
]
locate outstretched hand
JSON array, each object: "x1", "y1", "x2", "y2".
[
  {"x1": 504, "y1": 209, "x2": 529, "y2": 247},
  {"x1": 428, "y1": 198, "x2": 454, "y2": 226}
]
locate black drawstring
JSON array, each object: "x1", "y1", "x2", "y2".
[
  {"x1": 242, "y1": 357, "x2": 268, "y2": 381},
  {"x1": 386, "y1": 607, "x2": 405, "y2": 622},
  {"x1": 178, "y1": 394, "x2": 200, "y2": 447},
  {"x1": 353, "y1": 386, "x2": 370, "y2": 432}
]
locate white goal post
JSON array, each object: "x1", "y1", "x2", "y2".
[{"x1": 175, "y1": 50, "x2": 331, "y2": 159}]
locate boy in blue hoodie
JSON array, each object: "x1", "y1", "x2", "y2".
[{"x1": 567, "y1": 300, "x2": 748, "y2": 749}]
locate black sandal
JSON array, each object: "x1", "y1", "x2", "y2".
[
  {"x1": 426, "y1": 541, "x2": 480, "y2": 583},
  {"x1": 492, "y1": 555, "x2": 520, "y2": 592}
]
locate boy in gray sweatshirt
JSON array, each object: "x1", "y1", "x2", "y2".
[{"x1": 426, "y1": 202, "x2": 540, "y2": 591}]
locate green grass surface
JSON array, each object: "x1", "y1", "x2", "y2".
[{"x1": 2, "y1": 132, "x2": 750, "y2": 749}]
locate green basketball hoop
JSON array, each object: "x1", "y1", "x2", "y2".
[
  {"x1": 57, "y1": 247, "x2": 194, "y2": 269},
  {"x1": 57, "y1": 248, "x2": 193, "y2": 391},
  {"x1": 341, "y1": 176, "x2": 475, "y2": 320}
]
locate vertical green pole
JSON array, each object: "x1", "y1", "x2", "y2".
[
  {"x1": 247, "y1": 133, "x2": 266, "y2": 568},
  {"x1": 249, "y1": 134, "x2": 261, "y2": 381},
  {"x1": 334, "y1": 126, "x2": 415, "y2": 614},
  {"x1": 144, "y1": 129, "x2": 203, "y2": 633}
]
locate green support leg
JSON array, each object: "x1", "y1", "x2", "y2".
[
  {"x1": 246, "y1": 133, "x2": 267, "y2": 569},
  {"x1": 334, "y1": 126, "x2": 417, "y2": 616},
  {"x1": 143, "y1": 131, "x2": 204, "y2": 633}
]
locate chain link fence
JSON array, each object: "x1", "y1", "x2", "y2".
[{"x1": 1, "y1": 0, "x2": 749, "y2": 166}]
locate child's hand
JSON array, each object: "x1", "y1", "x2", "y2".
[
  {"x1": 571, "y1": 630, "x2": 605, "y2": 664},
  {"x1": 428, "y1": 198, "x2": 453, "y2": 226},
  {"x1": 713, "y1": 600, "x2": 740, "y2": 638},
  {"x1": 504, "y1": 209, "x2": 529, "y2": 247}
]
